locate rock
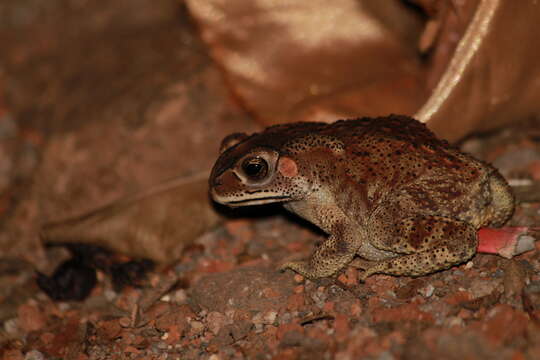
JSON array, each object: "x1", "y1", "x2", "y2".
[
  {"x1": 190, "y1": 265, "x2": 295, "y2": 313},
  {"x1": 17, "y1": 304, "x2": 46, "y2": 332}
]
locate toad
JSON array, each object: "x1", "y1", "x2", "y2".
[{"x1": 209, "y1": 115, "x2": 514, "y2": 280}]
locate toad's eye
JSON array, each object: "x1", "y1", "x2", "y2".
[{"x1": 241, "y1": 157, "x2": 268, "y2": 179}]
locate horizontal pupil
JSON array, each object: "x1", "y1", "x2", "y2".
[
  {"x1": 246, "y1": 163, "x2": 261, "y2": 174},
  {"x1": 242, "y1": 157, "x2": 268, "y2": 179}
]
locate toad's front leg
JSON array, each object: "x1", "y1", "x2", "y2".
[{"x1": 280, "y1": 227, "x2": 361, "y2": 279}]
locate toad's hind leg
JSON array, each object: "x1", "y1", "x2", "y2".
[
  {"x1": 359, "y1": 216, "x2": 478, "y2": 281},
  {"x1": 483, "y1": 172, "x2": 514, "y2": 227}
]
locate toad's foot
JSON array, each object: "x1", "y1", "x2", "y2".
[
  {"x1": 279, "y1": 260, "x2": 306, "y2": 273},
  {"x1": 279, "y1": 260, "x2": 320, "y2": 279},
  {"x1": 279, "y1": 260, "x2": 340, "y2": 279}
]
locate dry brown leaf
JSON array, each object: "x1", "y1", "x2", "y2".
[
  {"x1": 187, "y1": 0, "x2": 540, "y2": 141},
  {"x1": 186, "y1": 0, "x2": 427, "y2": 125}
]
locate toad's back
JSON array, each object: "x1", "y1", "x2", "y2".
[{"x1": 292, "y1": 116, "x2": 513, "y2": 228}]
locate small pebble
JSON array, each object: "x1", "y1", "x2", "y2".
[
  {"x1": 251, "y1": 311, "x2": 277, "y2": 325},
  {"x1": 446, "y1": 316, "x2": 464, "y2": 327},
  {"x1": 24, "y1": 350, "x2": 45, "y2": 360},
  {"x1": 207, "y1": 311, "x2": 228, "y2": 335},
  {"x1": 419, "y1": 284, "x2": 435, "y2": 298},
  {"x1": 311, "y1": 287, "x2": 328, "y2": 307},
  {"x1": 263, "y1": 311, "x2": 277, "y2": 325},
  {"x1": 254, "y1": 323, "x2": 264, "y2": 333},
  {"x1": 170, "y1": 289, "x2": 188, "y2": 303},
  {"x1": 118, "y1": 317, "x2": 131, "y2": 328},
  {"x1": 104, "y1": 289, "x2": 117, "y2": 302},
  {"x1": 4, "y1": 318, "x2": 19, "y2": 335},
  {"x1": 156, "y1": 341, "x2": 168, "y2": 350},
  {"x1": 280, "y1": 312, "x2": 292, "y2": 323},
  {"x1": 190, "y1": 320, "x2": 205, "y2": 334}
]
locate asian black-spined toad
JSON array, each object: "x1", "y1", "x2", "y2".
[{"x1": 209, "y1": 115, "x2": 514, "y2": 280}]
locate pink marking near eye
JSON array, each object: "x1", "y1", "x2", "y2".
[{"x1": 278, "y1": 157, "x2": 298, "y2": 177}]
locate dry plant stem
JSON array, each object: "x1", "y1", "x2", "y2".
[{"x1": 137, "y1": 272, "x2": 181, "y2": 312}]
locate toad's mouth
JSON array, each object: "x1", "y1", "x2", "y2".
[
  {"x1": 211, "y1": 189, "x2": 291, "y2": 207},
  {"x1": 226, "y1": 195, "x2": 291, "y2": 207}
]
